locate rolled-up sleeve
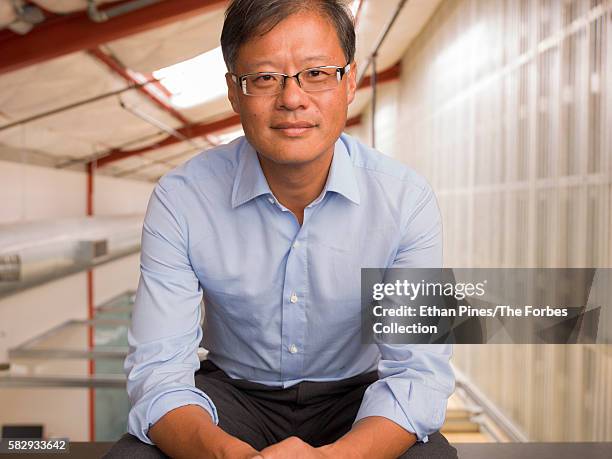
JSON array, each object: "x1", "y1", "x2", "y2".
[
  {"x1": 125, "y1": 181, "x2": 219, "y2": 445},
  {"x1": 353, "y1": 344, "x2": 454, "y2": 441},
  {"x1": 354, "y1": 180, "x2": 454, "y2": 442}
]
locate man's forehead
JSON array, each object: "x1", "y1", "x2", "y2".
[
  {"x1": 245, "y1": 55, "x2": 337, "y2": 69},
  {"x1": 232, "y1": 10, "x2": 345, "y2": 70}
]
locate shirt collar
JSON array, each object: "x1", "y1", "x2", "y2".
[
  {"x1": 231, "y1": 139, "x2": 272, "y2": 209},
  {"x1": 231, "y1": 136, "x2": 360, "y2": 209},
  {"x1": 323, "y1": 137, "x2": 360, "y2": 206}
]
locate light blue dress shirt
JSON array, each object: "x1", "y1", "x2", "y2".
[{"x1": 125, "y1": 133, "x2": 454, "y2": 445}]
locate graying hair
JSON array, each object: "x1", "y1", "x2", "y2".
[{"x1": 220, "y1": 0, "x2": 356, "y2": 72}]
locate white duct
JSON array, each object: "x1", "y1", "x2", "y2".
[
  {"x1": 29, "y1": 0, "x2": 123, "y2": 14},
  {"x1": 0, "y1": 215, "x2": 143, "y2": 297},
  {"x1": 0, "y1": 0, "x2": 44, "y2": 34},
  {"x1": 0, "y1": 1, "x2": 18, "y2": 29},
  {"x1": 0, "y1": 1, "x2": 156, "y2": 32}
]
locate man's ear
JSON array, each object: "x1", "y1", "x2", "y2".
[
  {"x1": 346, "y1": 61, "x2": 357, "y2": 105},
  {"x1": 226, "y1": 73, "x2": 241, "y2": 114}
]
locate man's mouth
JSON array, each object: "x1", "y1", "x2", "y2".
[{"x1": 271, "y1": 121, "x2": 317, "y2": 137}]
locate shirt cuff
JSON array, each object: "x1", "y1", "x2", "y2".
[
  {"x1": 139, "y1": 389, "x2": 219, "y2": 444},
  {"x1": 353, "y1": 378, "x2": 447, "y2": 442}
]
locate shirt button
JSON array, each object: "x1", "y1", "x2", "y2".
[
  {"x1": 292, "y1": 241, "x2": 300, "y2": 249},
  {"x1": 289, "y1": 344, "x2": 298, "y2": 354},
  {"x1": 267, "y1": 197, "x2": 275, "y2": 204},
  {"x1": 290, "y1": 293, "x2": 298, "y2": 303}
]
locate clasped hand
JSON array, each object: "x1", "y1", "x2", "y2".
[{"x1": 243, "y1": 436, "x2": 352, "y2": 459}]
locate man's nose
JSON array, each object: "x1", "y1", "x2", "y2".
[{"x1": 276, "y1": 76, "x2": 309, "y2": 110}]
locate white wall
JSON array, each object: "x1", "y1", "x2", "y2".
[
  {"x1": 361, "y1": 81, "x2": 400, "y2": 159},
  {"x1": 387, "y1": 0, "x2": 612, "y2": 442},
  {"x1": 94, "y1": 175, "x2": 153, "y2": 217},
  {"x1": 0, "y1": 160, "x2": 86, "y2": 224},
  {"x1": 346, "y1": 81, "x2": 400, "y2": 159},
  {"x1": 0, "y1": 160, "x2": 154, "y2": 224}
]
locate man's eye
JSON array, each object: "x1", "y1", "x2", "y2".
[
  {"x1": 252, "y1": 75, "x2": 275, "y2": 83},
  {"x1": 250, "y1": 75, "x2": 278, "y2": 87},
  {"x1": 305, "y1": 69, "x2": 332, "y2": 80}
]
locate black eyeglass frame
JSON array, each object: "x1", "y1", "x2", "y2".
[{"x1": 229, "y1": 63, "x2": 352, "y2": 96}]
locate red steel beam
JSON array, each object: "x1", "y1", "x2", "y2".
[
  {"x1": 88, "y1": 48, "x2": 191, "y2": 126},
  {"x1": 358, "y1": 62, "x2": 400, "y2": 89},
  {"x1": 346, "y1": 114, "x2": 362, "y2": 127},
  {"x1": 97, "y1": 112, "x2": 363, "y2": 168},
  {"x1": 96, "y1": 114, "x2": 241, "y2": 167},
  {"x1": 0, "y1": 0, "x2": 226, "y2": 75},
  {"x1": 94, "y1": 64, "x2": 398, "y2": 168}
]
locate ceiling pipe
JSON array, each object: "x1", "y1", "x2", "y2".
[
  {"x1": 95, "y1": 114, "x2": 241, "y2": 167},
  {"x1": 3, "y1": 0, "x2": 44, "y2": 34},
  {"x1": 0, "y1": 77, "x2": 162, "y2": 133},
  {"x1": 53, "y1": 114, "x2": 240, "y2": 171},
  {"x1": 113, "y1": 146, "x2": 201, "y2": 178},
  {"x1": 88, "y1": 47, "x2": 219, "y2": 146},
  {"x1": 352, "y1": 0, "x2": 364, "y2": 27},
  {"x1": 117, "y1": 97, "x2": 206, "y2": 152},
  {"x1": 88, "y1": 47, "x2": 192, "y2": 126},
  {"x1": 356, "y1": 0, "x2": 408, "y2": 149},
  {"x1": 87, "y1": 0, "x2": 163, "y2": 23},
  {"x1": 356, "y1": 0, "x2": 408, "y2": 88},
  {"x1": 55, "y1": 130, "x2": 167, "y2": 169}
]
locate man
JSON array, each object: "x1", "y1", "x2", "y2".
[{"x1": 106, "y1": 1, "x2": 456, "y2": 458}]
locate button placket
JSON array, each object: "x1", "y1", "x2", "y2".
[{"x1": 280, "y1": 227, "x2": 307, "y2": 380}]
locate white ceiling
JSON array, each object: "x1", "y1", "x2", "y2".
[
  {"x1": 106, "y1": 7, "x2": 227, "y2": 74},
  {"x1": 0, "y1": 0, "x2": 442, "y2": 181}
]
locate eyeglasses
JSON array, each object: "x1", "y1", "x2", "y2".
[{"x1": 230, "y1": 63, "x2": 351, "y2": 96}]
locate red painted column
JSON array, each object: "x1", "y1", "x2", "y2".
[{"x1": 86, "y1": 162, "x2": 95, "y2": 441}]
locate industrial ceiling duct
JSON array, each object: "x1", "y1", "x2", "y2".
[
  {"x1": 0, "y1": 0, "x2": 44, "y2": 34},
  {"x1": 86, "y1": 0, "x2": 163, "y2": 23},
  {"x1": 0, "y1": 215, "x2": 143, "y2": 298}
]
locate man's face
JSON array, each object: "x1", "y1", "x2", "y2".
[{"x1": 225, "y1": 10, "x2": 357, "y2": 165}]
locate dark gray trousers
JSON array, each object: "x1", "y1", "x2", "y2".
[{"x1": 105, "y1": 360, "x2": 457, "y2": 458}]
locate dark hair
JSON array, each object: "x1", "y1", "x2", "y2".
[{"x1": 220, "y1": 0, "x2": 356, "y2": 72}]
